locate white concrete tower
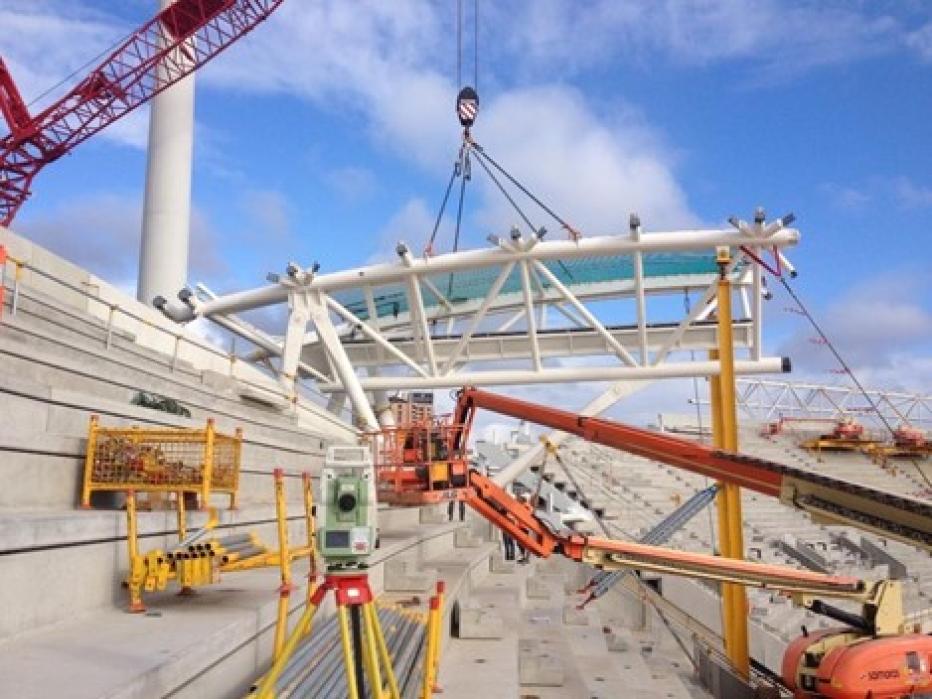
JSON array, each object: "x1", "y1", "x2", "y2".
[{"x1": 137, "y1": 0, "x2": 195, "y2": 306}]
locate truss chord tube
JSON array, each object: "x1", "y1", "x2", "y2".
[
  {"x1": 321, "y1": 357, "x2": 788, "y2": 392},
  {"x1": 192, "y1": 229, "x2": 799, "y2": 318}
]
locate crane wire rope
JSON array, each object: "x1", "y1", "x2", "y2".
[
  {"x1": 776, "y1": 275, "x2": 932, "y2": 490},
  {"x1": 23, "y1": 26, "x2": 136, "y2": 110}
]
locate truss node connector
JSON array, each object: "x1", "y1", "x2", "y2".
[
  {"x1": 153, "y1": 294, "x2": 196, "y2": 323},
  {"x1": 282, "y1": 261, "x2": 320, "y2": 287}
]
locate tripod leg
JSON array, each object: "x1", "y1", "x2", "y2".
[
  {"x1": 360, "y1": 602, "x2": 385, "y2": 698},
  {"x1": 365, "y1": 602, "x2": 401, "y2": 699},
  {"x1": 254, "y1": 594, "x2": 321, "y2": 698},
  {"x1": 338, "y1": 605, "x2": 362, "y2": 699}
]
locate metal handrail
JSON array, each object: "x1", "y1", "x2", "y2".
[{"x1": 0, "y1": 247, "x2": 359, "y2": 427}]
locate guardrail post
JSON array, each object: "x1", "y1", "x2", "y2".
[
  {"x1": 171, "y1": 334, "x2": 181, "y2": 372},
  {"x1": 105, "y1": 304, "x2": 117, "y2": 349},
  {"x1": 11, "y1": 258, "x2": 22, "y2": 317},
  {"x1": 0, "y1": 245, "x2": 6, "y2": 320}
]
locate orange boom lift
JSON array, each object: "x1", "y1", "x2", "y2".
[{"x1": 374, "y1": 387, "x2": 932, "y2": 698}]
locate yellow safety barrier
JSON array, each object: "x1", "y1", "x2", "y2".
[{"x1": 82, "y1": 415, "x2": 242, "y2": 509}]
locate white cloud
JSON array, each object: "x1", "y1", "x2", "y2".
[
  {"x1": 776, "y1": 271, "x2": 932, "y2": 387},
  {"x1": 15, "y1": 191, "x2": 227, "y2": 287},
  {"x1": 820, "y1": 182, "x2": 872, "y2": 211},
  {"x1": 820, "y1": 176, "x2": 932, "y2": 213},
  {"x1": 475, "y1": 86, "x2": 698, "y2": 234},
  {"x1": 907, "y1": 22, "x2": 932, "y2": 62},
  {"x1": 892, "y1": 176, "x2": 932, "y2": 209},
  {"x1": 239, "y1": 189, "x2": 292, "y2": 239},
  {"x1": 492, "y1": 1, "x2": 907, "y2": 82},
  {"x1": 326, "y1": 166, "x2": 378, "y2": 202},
  {"x1": 367, "y1": 197, "x2": 435, "y2": 264},
  {"x1": 0, "y1": 2, "x2": 149, "y2": 148}
]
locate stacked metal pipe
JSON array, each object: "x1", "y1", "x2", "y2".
[{"x1": 260, "y1": 605, "x2": 428, "y2": 699}]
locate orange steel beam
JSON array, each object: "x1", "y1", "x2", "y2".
[{"x1": 454, "y1": 387, "x2": 783, "y2": 495}]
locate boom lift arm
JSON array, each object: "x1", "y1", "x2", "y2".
[{"x1": 452, "y1": 387, "x2": 932, "y2": 552}]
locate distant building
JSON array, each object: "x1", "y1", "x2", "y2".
[{"x1": 388, "y1": 391, "x2": 434, "y2": 425}]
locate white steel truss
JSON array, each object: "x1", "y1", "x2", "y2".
[
  {"x1": 735, "y1": 378, "x2": 932, "y2": 427},
  {"x1": 159, "y1": 214, "x2": 799, "y2": 430}
]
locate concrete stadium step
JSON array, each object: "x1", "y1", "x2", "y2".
[
  {"x1": 0, "y1": 504, "x2": 435, "y2": 641},
  {"x1": 0, "y1": 348, "x2": 329, "y2": 453},
  {"x1": 0, "y1": 504, "x2": 307, "y2": 643},
  {"x1": 0, "y1": 374, "x2": 328, "y2": 511},
  {"x1": 0, "y1": 324, "x2": 333, "y2": 447},
  {"x1": 0, "y1": 516, "x2": 464, "y2": 699},
  {"x1": 4, "y1": 288, "x2": 201, "y2": 376}
]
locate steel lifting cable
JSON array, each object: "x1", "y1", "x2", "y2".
[
  {"x1": 763, "y1": 262, "x2": 932, "y2": 490},
  {"x1": 470, "y1": 143, "x2": 582, "y2": 241},
  {"x1": 447, "y1": 148, "x2": 471, "y2": 296},
  {"x1": 425, "y1": 158, "x2": 461, "y2": 256}
]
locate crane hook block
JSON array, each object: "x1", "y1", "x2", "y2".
[{"x1": 456, "y1": 86, "x2": 479, "y2": 128}]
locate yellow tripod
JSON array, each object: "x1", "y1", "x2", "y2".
[{"x1": 254, "y1": 571, "x2": 401, "y2": 699}]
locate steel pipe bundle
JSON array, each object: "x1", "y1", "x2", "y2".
[{"x1": 263, "y1": 605, "x2": 429, "y2": 699}]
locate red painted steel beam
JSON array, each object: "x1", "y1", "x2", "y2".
[{"x1": 0, "y1": 0, "x2": 284, "y2": 227}]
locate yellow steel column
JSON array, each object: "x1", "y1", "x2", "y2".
[
  {"x1": 176, "y1": 490, "x2": 187, "y2": 541},
  {"x1": 712, "y1": 249, "x2": 750, "y2": 677},
  {"x1": 273, "y1": 469, "x2": 292, "y2": 661},
  {"x1": 302, "y1": 471, "x2": 318, "y2": 604}
]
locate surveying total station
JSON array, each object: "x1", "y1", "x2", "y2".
[{"x1": 318, "y1": 445, "x2": 377, "y2": 566}]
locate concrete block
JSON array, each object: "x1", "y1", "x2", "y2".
[
  {"x1": 456, "y1": 601, "x2": 504, "y2": 639},
  {"x1": 526, "y1": 576, "x2": 550, "y2": 600},
  {"x1": 562, "y1": 602, "x2": 589, "y2": 626},
  {"x1": 383, "y1": 558, "x2": 438, "y2": 593},
  {"x1": 419, "y1": 505, "x2": 447, "y2": 524},
  {"x1": 454, "y1": 526, "x2": 482, "y2": 548},
  {"x1": 518, "y1": 638, "x2": 565, "y2": 686},
  {"x1": 489, "y1": 552, "x2": 515, "y2": 574},
  {"x1": 605, "y1": 632, "x2": 630, "y2": 652}
]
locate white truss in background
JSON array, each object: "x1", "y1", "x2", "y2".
[
  {"x1": 736, "y1": 378, "x2": 932, "y2": 427},
  {"x1": 159, "y1": 214, "x2": 799, "y2": 430}
]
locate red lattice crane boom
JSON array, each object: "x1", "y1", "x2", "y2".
[{"x1": 0, "y1": 0, "x2": 284, "y2": 227}]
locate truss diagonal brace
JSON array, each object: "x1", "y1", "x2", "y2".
[
  {"x1": 306, "y1": 291, "x2": 379, "y2": 431},
  {"x1": 532, "y1": 259, "x2": 638, "y2": 367}
]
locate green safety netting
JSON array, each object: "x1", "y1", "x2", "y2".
[{"x1": 334, "y1": 251, "x2": 731, "y2": 321}]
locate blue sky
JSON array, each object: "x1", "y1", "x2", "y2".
[{"x1": 2, "y1": 0, "x2": 931, "y2": 407}]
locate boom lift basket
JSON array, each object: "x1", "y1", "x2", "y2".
[
  {"x1": 81, "y1": 415, "x2": 242, "y2": 509},
  {"x1": 374, "y1": 417, "x2": 469, "y2": 506}
]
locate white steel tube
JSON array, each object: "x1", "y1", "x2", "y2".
[
  {"x1": 442, "y1": 262, "x2": 515, "y2": 374},
  {"x1": 194, "y1": 229, "x2": 800, "y2": 317},
  {"x1": 137, "y1": 0, "x2": 195, "y2": 306},
  {"x1": 318, "y1": 357, "x2": 788, "y2": 392},
  {"x1": 520, "y1": 261, "x2": 542, "y2": 371},
  {"x1": 532, "y1": 260, "x2": 638, "y2": 367}
]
